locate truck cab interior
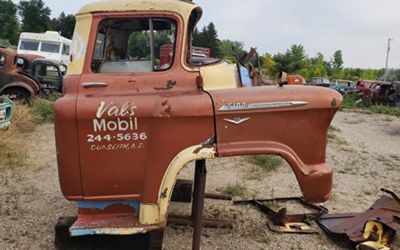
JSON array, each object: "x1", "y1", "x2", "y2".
[{"x1": 91, "y1": 18, "x2": 177, "y2": 74}]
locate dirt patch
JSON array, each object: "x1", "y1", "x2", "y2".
[{"x1": 1, "y1": 110, "x2": 399, "y2": 249}]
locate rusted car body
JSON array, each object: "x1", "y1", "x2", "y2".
[
  {"x1": 287, "y1": 75, "x2": 306, "y2": 85},
  {"x1": 0, "y1": 47, "x2": 40, "y2": 101},
  {"x1": 54, "y1": 0, "x2": 342, "y2": 240},
  {"x1": 356, "y1": 80, "x2": 400, "y2": 107},
  {"x1": 17, "y1": 53, "x2": 45, "y2": 74},
  {"x1": 30, "y1": 59, "x2": 65, "y2": 93},
  {"x1": 18, "y1": 55, "x2": 66, "y2": 93},
  {"x1": 308, "y1": 77, "x2": 332, "y2": 88}
]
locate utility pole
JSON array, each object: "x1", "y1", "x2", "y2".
[{"x1": 384, "y1": 38, "x2": 393, "y2": 81}]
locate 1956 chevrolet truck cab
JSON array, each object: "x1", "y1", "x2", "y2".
[{"x1": 54, "y1": 0, "x2": 342, "y2": 242}]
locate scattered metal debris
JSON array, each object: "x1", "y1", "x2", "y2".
[
  {"x1": 317, "y1": 188, "x2": 400, "y2": 249},
  {"x1": 234, "y1": 197, "x2": 328, "y2": 234}
]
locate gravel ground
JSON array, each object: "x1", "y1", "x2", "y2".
[{"x1": 0, "y1": 110, "x2": 399, "y2": 249}]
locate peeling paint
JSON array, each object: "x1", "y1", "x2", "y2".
[
  {"x1": 77, "y1": 200, "x2": 140, "y2": 211},
  {"x1": 70, "y1": 227, "x2": 147, "y2": 236},
  {"x1": 154, "y1": 80, "x2": 177, "y2": 91},
  {"x1": 161, "y1": 188, "x2": 168, "y2": 199},
  {"x1": 331, "y1": 98, "x2": 337, "y2": 108}
]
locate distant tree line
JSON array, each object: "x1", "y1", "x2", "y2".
[
  {"x1": 0, "y1": 0, "x2": 75, "y2": 46},
  {"x1": 1, "y1": 0, "x2": 398, "y2": 81},
  {"x1": 261, "y1": 44, "x2": 400, "y2": 81},
  {"x1": 194, "y1": 23, "x2": 400, "y2": 82}
]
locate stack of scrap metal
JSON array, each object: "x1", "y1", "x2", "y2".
[
  {"x1": 0, "y1": 96, "x2": 12, "y2": 129},
  {"x1": 318, "y1": 189, "x2": 400, "y2": 250}
]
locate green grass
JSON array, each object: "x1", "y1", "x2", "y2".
[
  {"x1": 341, "y1": 93, "x2": 359, "y2": 109},
  {"x1": 32, "y1": 98, "x2": 55, "y2": 123},
  {"x1": 248, "y1": 155, "x2": 282, "y2": 172},
  {"x1": 341, "y1": 93, "x2": 400, "y2": 117},
  {"x1": 370, "y1": 105, "x2": 400, "y2": 116},
  {"x1": 390, "y1": 155, "x2": 400, "y2": 162},
  {"x1": 219, "y1": 182, "x2": 247, "y2": 197}
]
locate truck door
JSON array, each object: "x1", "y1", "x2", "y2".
[{"x1": 76, "y1": 17, "x2": 188, "y2": 200}]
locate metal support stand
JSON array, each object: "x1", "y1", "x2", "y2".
[
  {"x1": 191, "y1": 159, "x2": 207, "y2": 250},
  {"x1": 167, "y1": 160, "x2": 233, "y2": 249}
]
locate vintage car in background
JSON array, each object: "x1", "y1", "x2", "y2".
[
  {"x1": 18, "y1": 55, "x2": 66, "y2": 93},
  {"x1": 0, "y1": 47, "x2": 41, "y2": 102},
  {"x1": 357, "y1": 80, "x2": 400, "y2": 107},
  {"x1": 54, "y1": 1, "x2": 342, "y2": 248},
  {"x1": 355, "y1": 79, "x2": 391, "y2": 92},
  {"x1": 0, "y1": 96, "x2": 13, "y2": 129},
  {"x1": 29, "y1": 59, "x2": 65, "y2": 93},
  {"x1": 0, "y1": 47, "x2": 64, "y2": 102},
  {"x1": 308, "y1": 77, "x2": 332, "y2": 88},
  {"x1": 17, "y1": 53, "x2": 45, "y2": 74},
  {"x1": 330, "y1": 79, "x2": 357, "y2": 95}
]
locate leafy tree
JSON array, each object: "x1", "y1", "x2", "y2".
[
  {"x1": 127, "y1": 30, "x2": 171, "y2": 61},
  {"x1": 273, "y1": 52, "x2": 291, "y2": 73},
  {"x1": 219, "y1": 39, "x2": 245, "y2": 62},
  {"x1": 311, "y1": 52, "x2": 327, "y2": 77},
  {"x1": 0, "y1": 0, "x2": 20, "y2": 45},
  {"x1": 18, "y1": 0, "x2": 52, "y2": 33},
  {"x1": 51, "y1": 12, "x2": 75, "y2": 39},
  {"x1": 128, "y1": 31, "x2": 150, "y2": 59},
  {"x1": 204, "y1": 23, "x2": 221, "y2": 58},
  {"x1": 332, "y1": 50, "x2": 344, "y2": 69},
  {"x1": 273, "y1": 44, "x2": 306, "y2": 74},
  {"x1": 193, "y1": 22, "x2": 221, "y2": 58},
  {"x1": 262, "y1": 53, "x2": 277, "y2": 78},
  {"x1": 288, "y1": 44, "x2": 306, "y2": 72}
]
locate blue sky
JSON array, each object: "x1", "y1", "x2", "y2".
[{"x1": 12, "y1": 0, "x2": 400, "y2": 69}]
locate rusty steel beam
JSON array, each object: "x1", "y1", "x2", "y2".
[
  {"x1": 204, "y1": 193, "x2": 232, "y2": 201},
  {"x1": 168, "y1": 214, "x2": 232, "y2": 229},
  {"x1": 191, "y1": 160, "x2": 207, "y2": 250}
]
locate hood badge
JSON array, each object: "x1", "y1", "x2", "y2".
[{"x1": 224, "y1": 117, "x2": 251, "y2": 125}]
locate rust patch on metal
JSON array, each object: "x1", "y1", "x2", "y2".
[
  {"x1": 154, "y1": 80, "x2": 177, "y2": 91},
  {"x1": 161, "y1": 188, "x2": 168, "y2": 199},
  {"x1": 160, "y1": 100, "x2": 172, "y2": 118},
  {"x1": 193, "y1": 137, "x2": 215, "y2": 154},
  {"x1": 331, "y1": 98, "x2": 337, "y2": 108}
]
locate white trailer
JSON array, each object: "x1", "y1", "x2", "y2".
[{"x1": 17, "y1": 31, "x2": 72, "y2": 65}]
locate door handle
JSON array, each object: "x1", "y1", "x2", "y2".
[{"x1": 82, "y1": 82, "x2": 109, "y2": 88}]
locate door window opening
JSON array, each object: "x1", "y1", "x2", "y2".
[{"x1": 91, "y1": 18, "x2": 177, "y2": 74}]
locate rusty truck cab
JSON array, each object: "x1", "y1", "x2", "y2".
[{"x1": 55, "y1": 0, "x2": 342, "y2": 241}]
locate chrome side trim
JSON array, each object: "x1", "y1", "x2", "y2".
[
  {"x1": 218, "y1": 101, "x2": 309, "y2": 112},
  {"x1": 82, "y1": 82, "x2": 109, "y2": 88}
]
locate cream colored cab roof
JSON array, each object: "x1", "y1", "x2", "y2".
[{"x1": 78, "y1": 0, "x2": 199, "y2": 17}]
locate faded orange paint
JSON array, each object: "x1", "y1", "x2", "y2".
[{"x1": 54, "y1": 0, "x2": 342, "y2": 235}]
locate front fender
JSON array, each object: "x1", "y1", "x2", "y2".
[
  {"x1": 0, "y1": 82, "x2": 36, "y2": 96},
  {"x1": 210, "y1": 85, "x2": 342, "y2": 203}
]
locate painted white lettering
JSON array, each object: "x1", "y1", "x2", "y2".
[
  {"x1": 107, "y1": 121, "x2": 118, "y2": 131},
  {"x1": 96, "y1": 101, "x2": 137, "y2": 119},
  {"x1": 93, "y1": 119, "x2": 106, "y2": 132}
]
